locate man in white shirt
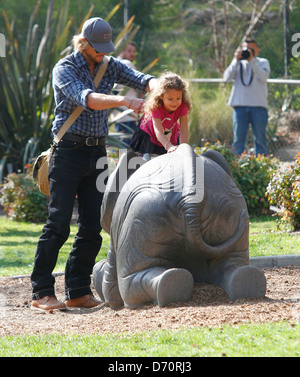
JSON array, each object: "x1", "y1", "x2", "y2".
[{"x1": 223, "y1": 39, "x2": 270, "y2": 155}]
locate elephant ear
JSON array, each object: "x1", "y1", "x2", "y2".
[
  {"x1": 101, "y1": 151, "x2": 146, "y2": 234},
  {"x1": 201, "y1": 149, "x2": 233, "y2": 178}
]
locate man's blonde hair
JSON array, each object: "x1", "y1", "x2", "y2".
[{"x1": 72, "y1": 34, "x2": 89, "y2": 53}]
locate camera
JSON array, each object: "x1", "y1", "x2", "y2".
[{"x1": 241, "y1": 47, "x2": 253, "y2": 60}]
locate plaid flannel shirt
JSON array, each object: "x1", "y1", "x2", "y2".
[{"x1": 52, "y1": 52, "x2": 154, "y2": 138}]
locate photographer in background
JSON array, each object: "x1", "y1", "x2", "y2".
[{"x1": 223, "y1": 38, "x2": 270, "y2": 156}]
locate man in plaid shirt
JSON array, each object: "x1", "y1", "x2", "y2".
[{"x1": 31, "y1": 17, "x2": 157, "y2": 311}]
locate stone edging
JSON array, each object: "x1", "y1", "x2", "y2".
[{"x1": 250, "y1": 255, "x2": 300, "y2": 268}]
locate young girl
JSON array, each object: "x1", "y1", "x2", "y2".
[{"x1": 130, "y1": 71, "x2": 192, "y2": 156}]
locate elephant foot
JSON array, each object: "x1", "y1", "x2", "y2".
[
  {"x1": 93, "y1": 258, "x2": 124, "y2": 309},
  {"x1": 92, "y1": 259, "x2": 107, "y2": 302},
  {"x1": 224, "y1": 265, "x2": 266, "y2": 301},
  {"x1": 157, "y1": 268, "x2": 194, "y2": 307}
]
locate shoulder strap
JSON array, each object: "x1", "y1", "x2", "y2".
[
  {"x1": 54, "y1": 56, "x2": 110, "y2": 144},
  {"x1": 93, "y1": 55, "x2": 109, "y2": 87}
]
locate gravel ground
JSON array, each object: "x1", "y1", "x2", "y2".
[{"x1": 0, "y1": 266, "x2": 299, "y2": 336}]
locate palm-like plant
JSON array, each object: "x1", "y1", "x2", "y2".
[{"x1": 0, "y1": 0, "x2": 74, "y2": 174}]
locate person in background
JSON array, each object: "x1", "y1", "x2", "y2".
[
  {"x1": 113, "y1": 42, "x2": 141, "y2": 145},
  {"x1": 30, "y1": 17, "x2": 157, "y2": 312},
  {"x1": 223, "y1": 38, "x2": 270, "y2": 156},
  {"x1": 118, "y1": 42, "x2": 137, "y2": 65}
]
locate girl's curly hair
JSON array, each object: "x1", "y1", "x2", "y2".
[{"x1": 143, "y1": 71, "x2": 192, "y2": 120}]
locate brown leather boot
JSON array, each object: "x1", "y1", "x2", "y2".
[
  {"x1": 66, "y1": 294, "x2": 102, "y2": 309},
  {"x1": 31, "y1": 295, "x2": 67, "y2": 312}
]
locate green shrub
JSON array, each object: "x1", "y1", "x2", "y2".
[
  {"x1": 0, "y1": 168, "x2": 48, "y2": 223},
  {"x1": 195, "y1": 140, "x2": 238, "y2": 172},
  {"x1": 266, "y1": 153, "x2": 300, "y2": 231},
  {"x1": 195, "y1": 142, "x2": 279, "y2": 217},
  {"x1": 235, "y1": 153, "x2": 279, "y2": 216}
]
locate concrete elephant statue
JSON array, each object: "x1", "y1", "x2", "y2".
[{"x1": 93, "y1": 144, "x2": 266, "y2": 308}]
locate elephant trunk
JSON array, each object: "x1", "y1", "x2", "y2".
[{"x1": 184, "y1": 207, "x2": 249, "y2": 259}]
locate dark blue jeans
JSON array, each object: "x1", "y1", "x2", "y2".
[
  {"x1": 232, "y1": 106, "x2": 268, "y2": 156},
  {"x1": 31, "y1": 140, "x2": 108, "y2": 300}
]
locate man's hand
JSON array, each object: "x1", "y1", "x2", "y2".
[
  {"x1": 234, "y1": 48, "x2": 242, "y2": 61},
  {"x1": 124, "y1": 97, "x2": 145, "y2": 114}
]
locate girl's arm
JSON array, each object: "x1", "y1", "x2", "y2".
[
  {"x1": 152, "y1": 118, "x2": 170, "y2": 147},
  {"x1": 179, "y1": 115, "x2": 188, "y2": 144},
  {"x1": 152, "y1": 118, "x2": 176, "y2": 152}
]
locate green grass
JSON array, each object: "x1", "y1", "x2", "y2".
[
  {"x1": 249, "y1": 216, "x2": 299, "y2": 257},
  {"x1": 0, "y1": 215, "x2": 299, "y2": 277},
  {"x1": 0, "y1": 322, "x2": 299, "y2": 357},
  {"x1": 0, "y1": 217, "x2": 110, "y2": 277}
]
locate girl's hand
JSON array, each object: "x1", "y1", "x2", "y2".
[
  {"x1": 164, "y1": 140, "x2": 177, "y2": 153},
  {"x1": 167, "y1": 145, "x2": 178, "y2": 153}
]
